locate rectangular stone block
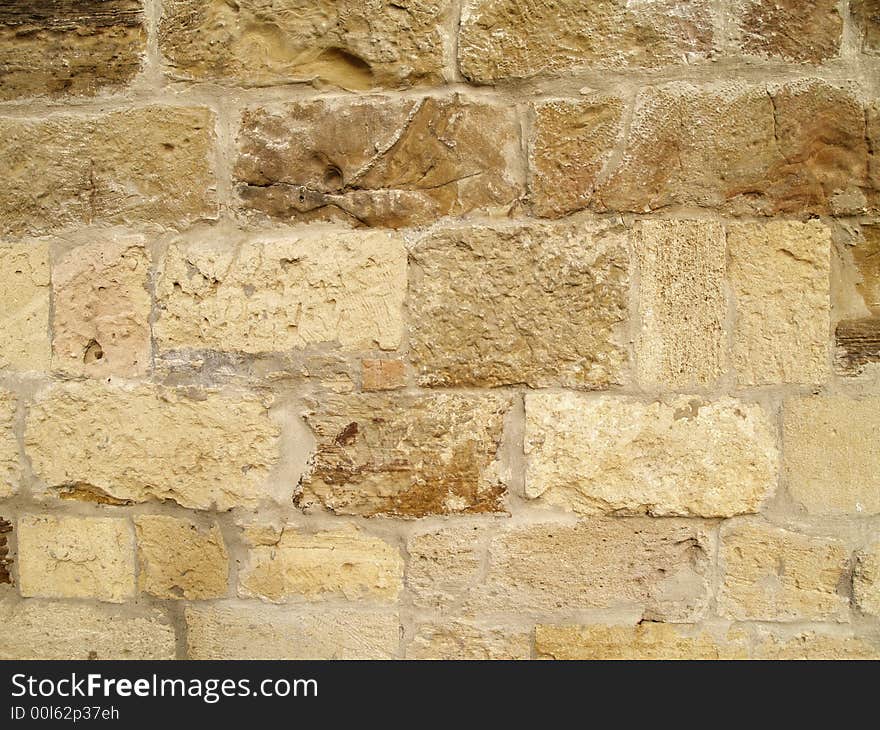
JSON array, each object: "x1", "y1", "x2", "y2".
[
  {"x1": 719, "y1": 520, "x2": 850, "y2": 621},
  {"x1": 135, "y1": 515, "x2": 228, "y2": 600},
  {"x1": 0, "y1": 599, "x2": 176, "y2": 660},
  {"x1": 750, "y1": 628, "x2": 878, "y2": 659},
  {"x1": 783, "y1": 396, "x2": 880, "y2": 515},
  {"x1": 298, "y1": 394, "x2": 510, "y2": 517},
  {"x1": 729, "y1": 220, "x2": 831, "y2": 385},
  {"x1": 0, "y1": 0, "x2": 145, "y2": 100},
  {"x1": 408, "y1": 623, "x2": 531, "y2": 660},
  {"x1": 409, "y1": 221, "x2": 629, "y2": 388},
  {"x1": 730, "y1": 0, "x2": 841, "y2": 63},
  {"x1": 155, "y1": 227, "x2": 406, "y2": 354},
  {"x1": 25, "y1": 382, "x2": 281, "y2": 511},
  {"x1": 0, "y1": 243, "x2": 50, "y2": 372},
  {"x1": 159, "y1": 0, "x2": 450, "y2": 89},
  {"x1": 459, "y1": 0, "x2": 714, "y2": 83},
  {"x1": 405, "y1": 526, "x2": 485, "y2": 610},
  {"x1": 239, "y1": 527, "x2": 402, "y2": 602},
  {"x1": 854, "y1": 541, "x2": 880, "y2": 616},
  {"x1": 361, "y1": 359, "x2": 406, "y2": 391},
  {"x1": 186, "y1": 604, "x2": 398, "y2": 659},
  {"x1": 635, "y1": 220, "x2": 726, "y2": 387},
  {"x1": 836, "y1": 318, "x2": 880, "y2": 375},
  {"x1": 0, "y1": 106, "x2": 217, "y2": 236},
  {"x1": 234, "y1": 96, "x2": 522, "y2": 228},
  {"x1": 18, "y1": 515, "x2": 135, "y2": 603},
  {"x1": 524, "y1": 394, "x2": 778, "y2": 517},
  {"x1": 0, "y1": 391, "x2": 19, "y2": 498},
  {"x1": 52, "y1": 232, "x2": 151, "y2": 377},
  {"x1": 853, "y1": 0, "x2": 880, "y2": 54}
]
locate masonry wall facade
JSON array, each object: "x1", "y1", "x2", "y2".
[{"x1": 0, "y1": 0, "x2": 879, "y2": 660}]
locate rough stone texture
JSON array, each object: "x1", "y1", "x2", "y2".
[
  {"x1": 0, "y1": 518, "x2": 11, "y2": 584},
  {"x1": 362, "y1": 359, "x2": 406, "y2": 391},
  {"x1": 298, "y1": 394, "x2": 510, "y2": 517},
  {"x1": 459, "y1": 0, "x2": 714, "y2": 83},
  {"x1": 594, "y1": 80, "x2": 875, "y2": 216},
  {"x1": 408, "y1": 623, "x2": 531, "y2": 659},
  {"x1": 17, "y1": 515, "x2": 135, "y2": 603},
  {"x1": 853, "y1": 0, "x2": 880, "y2": 54},
  {"x1": 854, "y1": 541, "x2": 880, "y2": 616},
  {"x1": 635, "y1": 220, "x2": 726, "y2": 388},
  {"x1": 186, "y1": 604, "x2": 398, "y2": 659},
  {"x1": 536, "y1": 624, "x2": 750, "y2": 660},
  {"x1": 719, "y1": 521, "x2": 850, "y2": 621},
  {"x1": 0, "y1": 1, "x2": 145, "y2": 101},
  {"x1": 25, "y1": 382, "x2": 280, "y2": 511},
  {"x1": 156, "y1": 227, "x2": 406, "y2": 354},
  {"x1": 0, "y1": 107, "x2": 217, "y2": 236},
  {"x1": 836, "y1": 318, "x2": 880, "y2": 375},
  {"x1": 135, "y1": 515, "x2": 229, "y2": 600},
  {"x1": 0, "y1": 599, "x2": 176, "y2": 660},
  {"x1": 529, "y1": 97, "x2": 624, "y2": 218},
  {"x1": 731, "y1": 0, "x2": 842, "y2": 63},
  {"x1": 409, "y1": 221, "x2": 629, "y2": 388},
  {"x1": 160, "y1": 0, "x2": 450, "y2": 89},
  {"x1": 783, "y1": 396, "x2": 880, "y2": 515},
  {"x1": 0, "y1": 243, "x2": 50, "y2": 372},
  {"x1": 524, "y1": 394, "x2": 778, "y2": 518},
  {"x1": 750, "y1": 629, "x2": 879, "y2": 659},
  {"x1": 408, "y1": 520, "x2": 713, "y2": 621},
  {"x1": 52, "y1": 233, "x2": 151, "y2": 377},
  {"x1": 0, "y1": 391, "x2": 19, "y2": 499},
  {"x1": 239, "y1": 527, "x2": 402, "y2": 602},
  {"x1": 853, "y1": 225, "x2": 880, "y2": 313},
  {"x1": 234, "y1": 96, "x2": 522, "y2": 228},
  {"x1": 729, "y1": 220, "x2": 831, "y2": 385}
]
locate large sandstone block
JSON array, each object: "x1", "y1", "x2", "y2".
[
  {"x1": 783, "y1": 396, "x2": 880, "y2": 515},
  {"x1": 0, "y1": 391, "x2": 18, "y2": 498},
  {"x1": 593, "y1": 80, "x2": 876, "y2": 216},
  {"x1": 0, "y1": 244, "x2": 50, "y2": 372},
  {"x1": 836, "y1": 225, "x2": 880, "y2": 374},
  {"x1": 635, "y1": 220, "x2": 726, "y2": 388},
  {"x1": 730, "y1": 0, "x2": 841, "y2": 63},
  {"x1": 408, "y1": 221, "x2": 629, "y2": 388},
  {"x1": 750, "y1": 629, "x2": 878, "y2": 659},
  {"x1": 728, "y1": 220, "x2": 831, "y2": 385},
  {"x1": 156, "y1": 227, "x2": 406, "y2": 354},
  {"x1": 408, "y1": 623, "x2": 531, "y2": 660},
  {"x1": 854, "y1": 541, "x2": 880, "y2": 616},
  {"x1": 234, "y1": 96, "x2": 522, "y2": 228},
  {"x1": 135, "y1": 515, "x2": 228, "y2": 600},
  {"x1": 186, "y1": 604, "x2": 398, "y2": 659},
  {"x1": 719, "y1": 521, "x2": 850, "y2": 621},
  {"x1": 0, "y1": 1, "x2": 145, "y2": 100},
  {"x1": 459, "y1": 0, "x2": 714, "y2": 83},
  {"x1": 853, "y1": 0, "x2": 880, "y2": 54},
  {"x1": 160, "y1": 0, "x2": 450, "y2": 89},
  {"x1": 18, "y1": 515, "x2": 135, "y2": 603},
  {"x1": 524, "y1": 394, "x2": 778, "y2": 517},
  {"x1": 298, "y1": 394, "x2": 510, "y2": 517},
  {"x1": 0, "y1": 107, "x2": 217, "y2": 236},
  {"x1": 529, "y1": 96, "x2": 624, "y2": 218},
  {"x1": 52, "y1": 233, "x2": 151, "y2": 378},
  {"x1": 239, "y1": 526, "x2": 402, "y2": 602},
  {"x1": 25, "y1": 382, "x2": 281, "y2": 511},
  {"x1": 0, "y1": 599, "x2": 176, "y2": 660},
  {"x1": 407, "y1": 520, "x2": 713, "y2": 621}
]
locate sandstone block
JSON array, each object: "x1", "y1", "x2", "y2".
[
  {"x1": 853, "y1": 0, "x2": 880, "y2": 54},
  {"x1": 25, "y1": 382, "x2": 280, "y2": 511},
  {"x1": 783, "y1": 396, "x2": 880, "y2": 515},
  {"x1": 186, "y1": 604, "x2": 398, "y2": 659},
  {"x1": 750, "y1": 628, "x2": 878, "y2": 659},
  {"x1": 0, "y1": 1, "x2": 145, "y2": 100},
  {"x1": 729, "y1": 220, "x2": 831, "y2": 385},
  {"x1": 405, "y1": 526, "x2": 486, "y2": 609},
  {"x1": 635, "y1": 220, "x2": 726, "y2": 388},
  {"x1": 524, "y1": 394, "x2": 778, "y2": 517},
  {"x1": 409, "y1": 221, "x2": 629, "y2": 388},
  {"x1": 156, "y1": 227, "x2": 406, "y2": 354},
  {"x1": 298, "y1": 394, "x2": 510, "y2": 517},
  {"x1": 0, "y1": 244, "x2": 50, "y2": 372},
  {"x1": 719, "y1": 520, "x2": 849, "y2": 621},
  {"x1": 854, "y1": 541, "x2": 880, "y2": 616},
  {"x1": 362, "y1": 359, "x2": 406, "y2": 391},
  {"x1": 18, "y1": 515, "x2": 134, "y2": 603},
  {"x1": 52, "y1": 233, "x2": 151, "y2": 377},
  {"x1": 0, "y1": 391, "x2": 19, "y2": 498},
  {"x1": 135, "y1": 515, "x2": 228, "y2": 600},
  {"x1": 408, "y1": 623, "x2": 530, "y2": 660},
  {"x1": 0, "y1": 107, "x2": 216, "y2": 236},
  {"x1": 234, "y1": 96, "x2": 522, "y2": 227},
  {"x1": 239, "y1": 527, "x2": 402, "y2": 602},
  {"x1": 730, "y1": 0, "x2": 841, "y2": 63},
  {"x1": 852, "y1": 225, "x2": 880, "y2": 313}
]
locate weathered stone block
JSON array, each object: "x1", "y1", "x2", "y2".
[
  {"x1": 854, "y1": 541, "x2": 880, "y2": 616},
  {"x1": 0, "y1": 244, "x2": 50, "y2": 372},
  {"x1": 234, "y1": 96, "x2": 522, "y2": 227},
  {"x1": 361, "y1": 359, "x2": 406, "y2": 391},
  {"x1": 525, "y1": 394, "x2": 778, "y2": 517},
  {"x1": 0, "y1": 391, "x2": 19, "y2": 499},
  {"x1": 408, "y1": 623, "x2": 530, "y2": 659},
  {"x1": 730, "y1": 0, "x2": 841, "y2": 63},
  {"x1": 853, "y1": 0, "x2": 880, "y2": 54},
  {"x1": 409, "y1": 221, "x2": 629, "y2": 388}
]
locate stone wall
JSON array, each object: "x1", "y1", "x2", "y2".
[{"x1": 0, "y1": 0, "x2": 879, "y2": 660}]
